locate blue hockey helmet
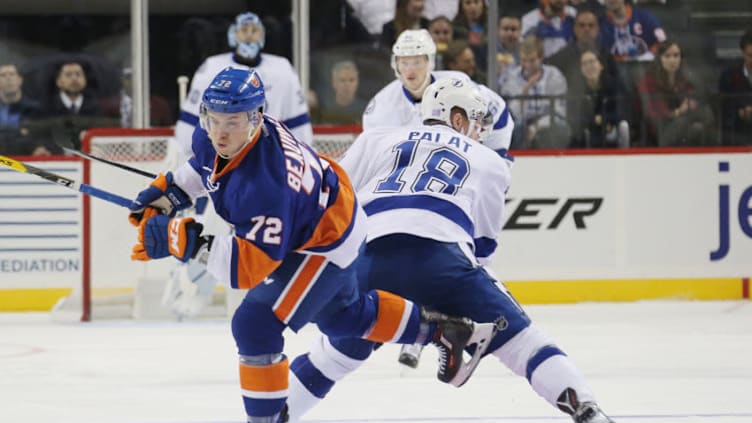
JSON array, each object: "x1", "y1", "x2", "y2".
[
  {"x1": 200, "y1": 67, "x2": 265, "y2": 129},
  {"x1": 201, "y1": 67, "x2": 265, "y2": 113},
  {"x1": 227, "y1": 12, "x2": 265, "y2": 60}
]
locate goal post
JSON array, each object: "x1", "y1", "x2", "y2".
[{"x1": 55, "y1": 124, "x2": 360, "y2": 321}]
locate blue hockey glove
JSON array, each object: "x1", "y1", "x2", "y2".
[
  {"x1": 128, "y1": 172, "x2": 192, "y2": 226},
  {"x1": 131, "y1": 214, "x2": 209, "y2": 262}
]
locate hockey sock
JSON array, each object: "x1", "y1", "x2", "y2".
[
  {"x1": 239, "y1": 354, "x2": 289, "y2": 421},
  {"x1": 362, "y1": 290, "x2": 429, "y2": 344},
  {"x1": 318, "y1": 289, "x2": 428, "y2": 344},
  {"x1": 287, "y1": 335, "x2": 371, "y2": 422}
]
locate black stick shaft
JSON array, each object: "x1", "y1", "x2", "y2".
[{"x1": 63, "y1": 147, "x2": 157, "y2": 179}]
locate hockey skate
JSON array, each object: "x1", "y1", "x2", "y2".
[
  {"x1": 398, "y1": 344, "x2": 424, "y2": 368},
  {"x1": 421, "y1": 308, "x2": 498, "y2": 387},
  {"x1": 557, "y1": 387, "x2": 615, "y2": 423}
]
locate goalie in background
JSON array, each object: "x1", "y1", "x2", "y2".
[
  {"x1": 285, "y1": 77, "x2": 616, "y2": 423},
  {"x1": 174, "y1": 11, "x2": 312, "y2": 158},
  {"x1": 126, "y1": 66, "x2": 498, "y2": 423}
]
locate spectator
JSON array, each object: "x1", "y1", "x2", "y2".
[
  {"x1": 444, "y1": 39, "x2": 485, "y2": 84},
  {"x1": 499, "y1": 36, "x2": 570, "y2": 149},
  {"x1": 636, "y1": 40, "x2": 714, "y2": 146},
  {"x1": 380, "y1": 0, "x2": 430, "y2": 50},
  {"x1": 0, "y1": 63, "x2": 48, "y2": 155},
  {"x1": 41, "y1": 61, "x2": 102, "y2": 117},
  {"x1": 99, "y1": 67, "x2": 173, "y2": 127},
  {"x1": 26, "y1": 60, "x2": 115, "y2": 151},
  {"x1": 599, "y1": 0, "x2": 666, "y2": 62},
  {"x1": 347, "y1": 0, "x2": 396, "y2": 37},
  {"x1": 569, "y1": 49, "x2": 629, "y2": 148},
  {"x1": 314, "y1": 60, "x2": 368, "y2": 125},
  {"x1": 521, "y1": 0, "x2": 577, "y2": 58},
  {"x1": 452, "y1": 0, "x2": 488, "y2": 68},
  {"x1": 428, "y1": 15, "x2": 454, "y2": 69},
  {"x1": 718, "y1": 29, "x2": 752, "y2": 145},
  {"x1": 496, "y1": 14, "x2": 522, "y2": 77},
  {"x1": 547, "y1": 9, "x2": 618, "y2": 96}
]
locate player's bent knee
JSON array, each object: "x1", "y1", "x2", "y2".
[
  {"x1": 482, "y1": 306, "x2": 532, "y2": 355},
  {"x1": 232, "y1": 300, "x2": 286, "y2": 355},
  {"x1": 316, "y1": 295, "x2": 371, "y2": 338}
]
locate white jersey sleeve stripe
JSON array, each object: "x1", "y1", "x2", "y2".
[
  {"x1": 362, "y1": 194, "x2": 474, "y2": 238},
  {"x1": 282, "y1": 112, "x2": 311, "y2": 130},
  {"x1": 494, "y1": 106, "x2": 510, "y2": 130},
  {"x1": 178, "y1": 110, "x2": 199, "y2": 126}
]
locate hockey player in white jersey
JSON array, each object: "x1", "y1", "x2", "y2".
[
  {"x1": 363, "y1": 28, "x2": 514, "y2": 158},
  {"x1": 365, "y1": 28, "x2": 514, "y2": 366},
  {"x1": 174, "y1": 11, "x2": 312, "y2": 158},
  {"x1": 285, "y1": 77, "x2": 615, "y2": 423}
]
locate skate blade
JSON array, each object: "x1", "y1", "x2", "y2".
[{"x1": 447, "y1": 322, "x2": 497, "y2": 388}]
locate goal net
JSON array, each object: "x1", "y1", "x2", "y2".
[{"x1": 52, "y1": 125, "x2": 360, "y2": 321}]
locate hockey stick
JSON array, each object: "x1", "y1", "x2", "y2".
[
  {"x1": 62, "y1": 147, "x2": 157, "y2": 179},
  {"x1": 0, "y1": 155, "x2": 132, "y2": 208}
]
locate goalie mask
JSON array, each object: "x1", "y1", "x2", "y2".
[
  {"x1": 200, "y1": 67, "x2": 265, "y2": 158},
  {"x1": 420, "y1": 77, "x2": 487, "y2": 140},
  {"x1": 391, "y1": 29, "x2": 436, "y2": 96},
  {"x1": 227, "y1": 12, "x2": 266, "y2": 60}
]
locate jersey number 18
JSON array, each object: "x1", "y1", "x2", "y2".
[{"x1": 375, "y1": 140, "x2": 469, "y2": 195}]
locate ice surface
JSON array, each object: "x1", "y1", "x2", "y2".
[{"x1": 2, "y1": 300, "x2": 751, "y2": 423}]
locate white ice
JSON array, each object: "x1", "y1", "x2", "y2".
[{"x1": 2, "y1": 300, "x2": 751, "y2": 423}]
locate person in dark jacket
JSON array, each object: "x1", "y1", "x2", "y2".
[
  {"x1": 0, "y1": 63, "x2": 52, "y2": 155},
  {"x1": 718, "y1": 29, "x2": 752, "y2": 145}
]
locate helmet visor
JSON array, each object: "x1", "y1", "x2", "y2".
[{"x1": 200, "y1": 108, "x2": 258, "y2": 134}]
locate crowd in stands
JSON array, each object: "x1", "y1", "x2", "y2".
[
  {"x1": 1, "y1": 0, "x2": 751, "y2": 155},
  {"x1": 310, "y1": 0, "x2": 752, "y2": 148}
]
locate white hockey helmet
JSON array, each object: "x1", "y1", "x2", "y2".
[
  {"x1": 421, "y1": 77, "x2": 488, "y2": 140},
  {"x1": 391, "y1": 29, "x2": 436, "y2": 79}
]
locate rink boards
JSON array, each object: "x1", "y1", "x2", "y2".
[{"x1": 1, "y1": 147, "x2": 751, "y2": 311}]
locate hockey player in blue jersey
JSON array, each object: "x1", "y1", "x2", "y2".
[
  {"x1": 126, "y1": 67, "x2": 497, "y2": 423},
  {"x1": 164, "y1": 11, "x2": 315, "y2": 319},
  {"x1": 285, "y1": 77, "x2": 616, "y2": 423}
]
